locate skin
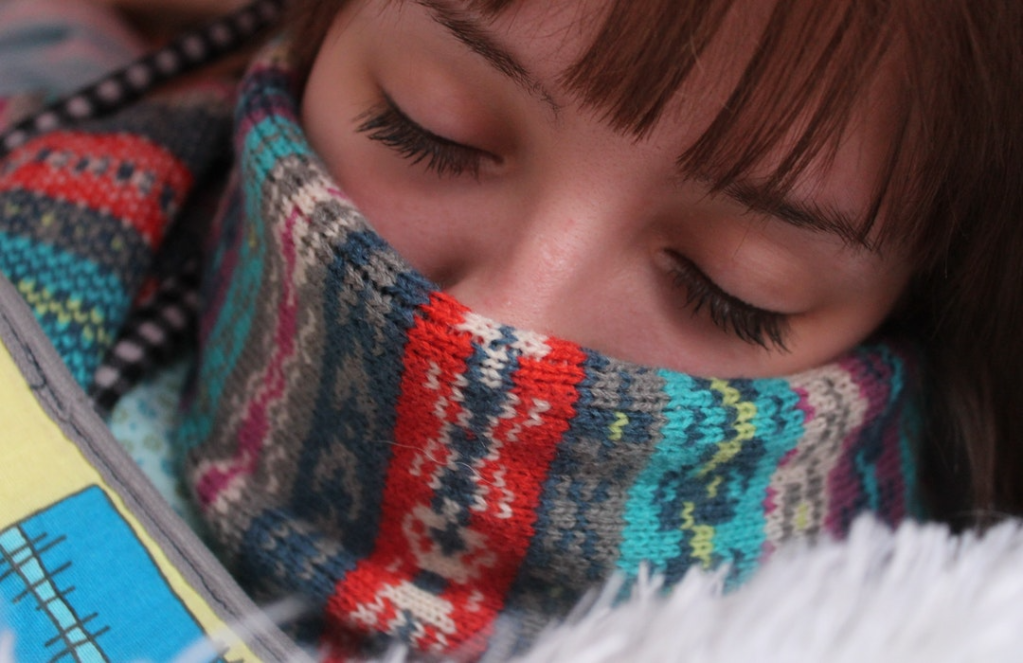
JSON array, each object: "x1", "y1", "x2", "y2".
[{"x1": 302, "y1": 0, "x2": 913, "y2": 377}]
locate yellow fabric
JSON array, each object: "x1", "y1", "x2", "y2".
[{"x1": 0, "y1": 338, "x2": 262, "y2": 662}]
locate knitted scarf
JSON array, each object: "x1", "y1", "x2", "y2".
[
  {"x1": 0, "y1": 24, "x2": 925, "y2": 659},
  {"x1": 171, "y1": 41, "x2": 924, "y2": 659}
]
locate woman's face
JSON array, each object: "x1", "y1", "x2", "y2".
[{"x1": 302, "y1": 0, "x2": 912, "y2": 377}]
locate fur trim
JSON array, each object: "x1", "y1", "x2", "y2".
[{"x1": 506, "y1": 515, "x2": 1023, "y2": 663}]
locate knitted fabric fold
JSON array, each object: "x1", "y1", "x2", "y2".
[
  {"x1": 0, "y1": 84, "x2": 234, "y2": 388},
  {"x1": 175, "y1": 41, "x2": 925, "y2": 659}
]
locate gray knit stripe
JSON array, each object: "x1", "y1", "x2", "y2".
[
  {"x1": 187, "y1": 157, "x2": 344, "y2": 555},
  {"x1": 506, "y1": 358, "x2": 669, "y2": 636},
  {"x1": 765, "y1": 365, "x2": 867, "y2": 545}
]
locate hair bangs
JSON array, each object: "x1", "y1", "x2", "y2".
[
  {"x1": 290, "y1": 0, "x2": 1014, "y2": 265},
  {"x1": 470, "y1": 0, "x2": 920, "y2": 252}
]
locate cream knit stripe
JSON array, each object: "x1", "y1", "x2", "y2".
[{"x1": 764, "y1": 362, "x2": 868, "y2": 551}]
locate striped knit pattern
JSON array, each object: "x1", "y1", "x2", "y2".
[
  {"x1": 0, "y1": 87, "x2": 233, "y2": 388},
  {"x1": 176, "y1": 42, "x2": 925, "y2": 658}
]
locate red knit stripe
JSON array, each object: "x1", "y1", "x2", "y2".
[
  {"x1": 324, "y1": 293, "x2": 586, "y2": 655},
  {"x1": 325, "y1": 293, "x2": 478, "y2": 653},
  {"x1": 0, "y1": 132, "x2": 191, "y2": 247}
]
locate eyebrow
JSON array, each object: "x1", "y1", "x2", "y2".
[
  {"x1": 414, "y1": 0, "x2": 561, "y2": 114},
  {"x1": 723, "y1": 181, "x2": 874, "y2": 250}
]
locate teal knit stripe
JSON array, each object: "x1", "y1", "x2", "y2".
[
  {"x1": 898, "y1": 408, "x2": 925, "y2": 519},
  {"x1": 616, "y1": 376, "x2": 808, "y2": 581},
  {"x1": 857, "y1": 345, "x2": 920, "y2": 521},
  {"x1": 174, "y1": 124, "x2": 269, "y2": 448},
  {"x1": 0, "y1": 231, "x2": 125, "y2": 386},
  {"x1": 176, "y1": 107, "x2": 312, "y2": 449},
  {"x1": 884, "y1": 346, "x2": 923, "y2": 519},
  {"x1": 616, "y1": 372, "x2": 719, "y2": 577},
  {"x1": 883, "y1": 348, "x2": 921, "y2": 520}
]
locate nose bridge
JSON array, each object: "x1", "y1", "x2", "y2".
[
  {"x1": 509, "y1": 193, "x2": 596, "y2": 280},
  {"x1": 446, "y1": 180, "x2": 629, "y2": 331}
]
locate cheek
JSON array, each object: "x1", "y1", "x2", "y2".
[
  {"x1": 301, "y1": 42, "x2": 452, "y2": 280},
  {"x1": 780, "y1": 262, "x2": 911, "y2": 372},
  {"x1": 337, "y1": 169, "x2": 477, "y2": 283}
]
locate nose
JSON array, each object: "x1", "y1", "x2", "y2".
[{"x1": 439, "y1": 192, "x2": 626, "y2": 342}]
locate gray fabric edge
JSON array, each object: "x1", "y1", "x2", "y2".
[{"x1": 0, "y1": 272, "x2": 312, "y2": 663}]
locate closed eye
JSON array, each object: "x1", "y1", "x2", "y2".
[
  {"x1": 355, "y1": 93, "x2": 495, "y2": 179},
  {"x1": 663, "y1": 250, "x2": 791, "y2": 350}
]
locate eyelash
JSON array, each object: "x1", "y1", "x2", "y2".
[
  {"x1": 356, "y1": 95, "x2": 489, "y2": 179},
  {"x1": 665, "y1": 252, "x2": 790, "y2": 351}
]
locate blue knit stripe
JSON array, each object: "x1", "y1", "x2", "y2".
[
  {"x1": 238, "y1": 507, "x2": 359, "y2": 606},
  {"x1": 288, "y1": 229, "x2": 430, "y2": 563},
  {"x1": 708, "y1": 379, "x2": 803, "y2": 584},
  {"x1": 425, "y1": 322, "x2": 521, "y2": 548}
]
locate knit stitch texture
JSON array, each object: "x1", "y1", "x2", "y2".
[
  {"x1": 0, "y1": 86, "x2": 234, "y2": 388},
  {"x1": 173, "y1": 41, "x2": 925, "y2": 659}
]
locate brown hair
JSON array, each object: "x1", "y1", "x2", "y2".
[{"x1": 286, "y1": 0, "x2": 1023, "y2": 524}]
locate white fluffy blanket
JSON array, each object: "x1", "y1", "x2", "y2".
[{"x1": 502, "y1": 516, "x2": 1023, "y2": 663}]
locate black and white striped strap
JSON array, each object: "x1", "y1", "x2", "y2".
[
  {"x1": 89, "y1": 260, "x2": 202, "y2": 415},
  {"x1": 0, "y1": 0, "x2": 286, "y2": 158},
  {"x1": 0, "y1": 0, "x2": 288, "y2": 413}
]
